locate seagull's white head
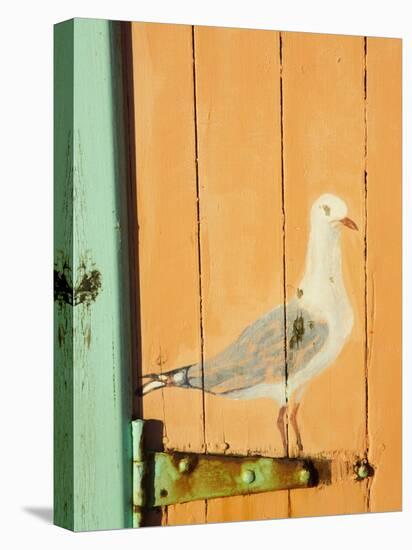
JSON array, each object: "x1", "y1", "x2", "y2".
[{"x1": 311, "y1": 193, "x2": 358, "y2": 231}]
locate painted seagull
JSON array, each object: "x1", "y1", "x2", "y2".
[{"x1": 140, "y1": 194, "x2": 358, "y2": 453}]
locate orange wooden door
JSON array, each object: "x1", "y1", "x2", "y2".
[{"x1": 130, "y1": 23, "x2": 401, "y2": 526}]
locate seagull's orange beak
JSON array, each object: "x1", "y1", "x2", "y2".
[{"x1": 340, "y1": 217, "x2": 358, "y2": 230}]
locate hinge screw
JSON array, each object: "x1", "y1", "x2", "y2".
[
  {"x1": 242, "y1": 469, "x2": 256, "y2": 484},
  {"x1": 353, "y1": 458, "x2": 374, "y2": 481}
]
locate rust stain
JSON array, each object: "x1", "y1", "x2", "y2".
[
  {"x1": 146, "y1": 451, "x2": 324, "y2": 507},
  {"x1": 353, "y1": 457, "x2": 375, "y2": 481}
]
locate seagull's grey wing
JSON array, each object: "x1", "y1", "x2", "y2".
[
  {"x1": 185, "y1": 300, "x2": 329, "y2": 395},
  {"x1": 187, "y1": 306, "x2": 286, "y2": 395},
  {"x1": 286, "y1": 300, "x2": 329, "y2": 378}
]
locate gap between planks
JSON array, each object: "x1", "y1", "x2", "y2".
[
  {"x1": 192, "y1": 24, "x2": 208, "y2": 524},
  {"x1": 279, "y1": 29, "x2": 292, "y2": 520},
  {"x1": 278, "y1": 31, "x2": 291, "y2": 462},
  {"x1": 363, "y1": 35, "x2": 371, "y2": 512}
]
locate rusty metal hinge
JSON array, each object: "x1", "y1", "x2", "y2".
[{"x1": 132, "y1": 420, "x2": 319, "y2": 527}]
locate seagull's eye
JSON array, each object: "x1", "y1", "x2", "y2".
[{"x1": 322, "y1": 205, "x2": 331, "y2": 216}]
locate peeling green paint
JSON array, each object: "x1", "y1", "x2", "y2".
[
  {"x1": 54, "y1": 19, "x2": 133, "y2": 532},
  {"x1": 54, "y1": 259, "x2": 102, "y2": 307}
]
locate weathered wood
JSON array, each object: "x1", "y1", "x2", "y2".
[
  {"x1": 54, "y1": 18, "x2": 133, "y2": 531},
  {"x1": 130, "y1": 22, "x2": 206, "y2": 526},
  {"x1": 281, "y1": 32, "x2": 368, "y2": 516},
  {"x1": 54, "y1": 18, "x2": 74, "y2": 531},
  {"x1": 129, "y1": 27, "x2": 402, "y2": 525},
  {"x1": 366, "y1": 38, "x2": 402, "y2": 512},
  {"x1": 194, "y1": 25, "x2": 289, "y2": 522}
]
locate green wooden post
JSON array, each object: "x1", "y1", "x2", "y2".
[{"x1": 54, "y1": 18, "x2": 133, "y2": 531}]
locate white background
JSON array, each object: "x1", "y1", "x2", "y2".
[{"x1": 0, "y1": 0, "x2": 409, "y2": 548}]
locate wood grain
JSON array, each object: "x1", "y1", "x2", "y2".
[
  {"x1": 281, "y1": 32, "x2": 368, "y2": 516},
  {"x1": 131, "y1": 22, "x2": 206, "y2": 526},
  {"x1": 54, "y1": 19, "x2": 133, "y2": 531},
  {"x1": 366, "y1": 37, "x2": 402, "y2": 512},
  {"x1": 194, "y1": 25, "x2": 288, "y2": 522}
]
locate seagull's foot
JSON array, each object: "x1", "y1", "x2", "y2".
[
  {"x1": 276, "y1": 406, "x2": 288, "y2": 455},
  {"x1": 290, "y1": 402, "x2": 304, "y2": 454}
]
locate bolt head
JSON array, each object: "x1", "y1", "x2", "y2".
[
  {"x1": 242, "y1": 469, "x2": 255, "y2": 484},
  {"x1": 357, "y1": 464, "x2": 369, "y2": 479},
  {"x1": 178, "y1": 458, "x2": 191, "y2": 473},
  {"x1": 299, "y1": 468, "x2": 311, "y2": 484}
]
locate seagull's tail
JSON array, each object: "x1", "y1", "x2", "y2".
[{"x1": 136, "y1": 365, "x2": 193, "y2": 396}]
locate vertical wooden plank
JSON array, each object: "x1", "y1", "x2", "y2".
[
  {"x1": 54, "y1": 19, "x2": 74, "y2": 531},
  {"x1": 54, "y1": 18, "x2": 133, "y2": 531},
  {"x1": 281, "y1": 32, "x2": 368, "y2": 516},
  {"x1": 366, "y1": 38, "x2": 402, "y2": 512},
  {"x1": 131, "y1": 22, "x2": 206, "y2": 526},
  {"x1": 194, "y1": 26, "x2": 289, "y2": 522},
  {"x1": 72, "y1": 19, "x2": 133, "y2": 531}
]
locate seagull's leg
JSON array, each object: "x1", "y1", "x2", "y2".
[
  {"x1": 290, "y1": 402, "x2": 303, "y2": 452},
  {"x1": 276, "y1": 405, "x2": 288, "y2": 455}
]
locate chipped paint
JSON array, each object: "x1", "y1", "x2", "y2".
[
  {"x1": 54, "y1": 20, "x2": 134, "y2": 531},
  {"x1": 54, "y1": 253, "x2": 102, "y2": 307},
  {"x1": 289, "y1": 313, "x2": 305, "y2": 349},
  {"x1": 74, "y1": 267, "x2": 102, "y2": 305}
]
